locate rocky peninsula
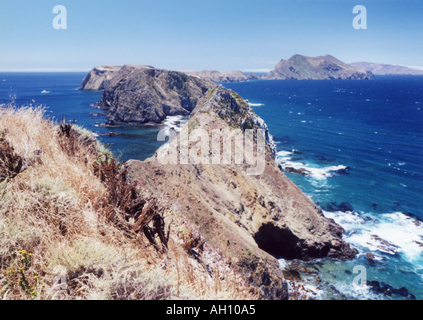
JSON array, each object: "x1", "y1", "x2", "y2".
[{"x1": 80, "y1": 65, "x2": 357, "y2": 290}]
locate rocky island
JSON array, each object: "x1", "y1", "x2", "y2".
[
  {"x1": 79, "y1": 54, "x2": 374, "y2": 95},
  {"x1": 80, "y1": 64, "x2": 357, "y2": 291},
  {"x1": 263, "y1": 54, "x2": 374, "y2": 80}
]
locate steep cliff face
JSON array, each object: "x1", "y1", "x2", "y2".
[
  {"x1": 100, "y1": 65, "x2": 216, "y2": 124},
  {"x1": 79, "y1": 65, "x2": 122, "y2": 91},
  {"x1": 263, "y1": 54, "x2": 374, "y2": 80},
  {"x1": 123, "y1": 82, "x2": 357, "y2": 288}
]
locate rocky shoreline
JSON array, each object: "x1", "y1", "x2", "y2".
[{"x1": 80, "y1": 64, "x2": 358, "y2": 297}]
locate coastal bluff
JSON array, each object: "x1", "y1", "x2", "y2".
[
  {"x1": 79, "y1": 65, "x2": 122, "y2": 91},
  {"x1": 81, "y1": 65, "x2": 357, "y2": 288},
  {"x1": 263, "y1": 54, "x2": 374, "y2": 80}
]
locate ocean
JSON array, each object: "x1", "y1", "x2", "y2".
[
  {"x1": 1, "y1": 72, "x2": 422, "y2": 300},
  {"x1": 0, "y1": 72, "x2": 167, "y2": 162},
  {"x1": 223, "y1": 77, "x2": 423, "y2": 300}
]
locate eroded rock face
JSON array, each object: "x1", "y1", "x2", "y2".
[
  {"x1": 263, "y1": 54, "x2": 374, "y2": 80},
  {"x1": 79, "y1": 65, "x2": 122, "y2": 91},
  {"x1": 99, "y1": 65, "x2": 216, "y2": 124},
  {"x1": 124, "y1": 83, "x2": 357, "y2": 262}
]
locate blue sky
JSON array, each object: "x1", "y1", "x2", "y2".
[{"x1": 0, "y1": 0, "x2": 422, "y2": 72}]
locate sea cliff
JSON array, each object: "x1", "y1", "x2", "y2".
[
  {"x1": 100, "y1": 65, "x2": 215, "y2": 124},
  {"x1": 79, "y1": 65, "x2": 122, "y2": 91},
  {"x1": 81, "y1": 65, "x2": 357, "y2": 293}
]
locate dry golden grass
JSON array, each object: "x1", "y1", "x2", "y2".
[{"x1": 0, "y1": 104, "x2": 258, "y2": 300}]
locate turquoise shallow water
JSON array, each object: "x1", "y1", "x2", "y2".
[{"x1": 1, "y1": 73, "x2": 422, "y2": 299}]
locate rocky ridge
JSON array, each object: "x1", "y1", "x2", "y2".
[
  {"x1": 263, "y1": 54, "x2": 374, "y2": 80},
  {"x1": 100, "y1": 65, "x2": 216, "y2": 124},
  {"x1": 82, "y1": 64, "x2": 358, "y2": 292},
  {"x1": 89, "y1": 66, "x2": 359, "y2": 288}
]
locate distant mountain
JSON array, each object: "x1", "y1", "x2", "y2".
[
  {"x1": 349, "y1": 62, "x2": 423, "y2": 75},
  {"x1": 181, "y1": 70, "x2": 259, "y2": 83},
  {"x1": 263, "y1": 54, "x2": 374, "y2": 80}
]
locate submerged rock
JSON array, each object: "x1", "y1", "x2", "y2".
[
  {"x1": 367, "y1": 280, "x2": 416, "y2": 300},
  {"x1": 285, "y1": 167, "x2": 312, "y2": 176}
]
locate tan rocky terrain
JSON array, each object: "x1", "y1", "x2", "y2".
[
  {"x1": 79, "y1": 65, "x2": 122, "y2": 91},
  {"x1": 121, "y1": 79, "x2": 357, "y2": 290}
]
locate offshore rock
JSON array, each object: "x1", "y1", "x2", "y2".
[{"x1": 100, "y1": 65, "x2": 216, "y2": 124}]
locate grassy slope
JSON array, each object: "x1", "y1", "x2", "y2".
[{"x1": 0, "y1": 104, "x2": 257, "y2": 300}]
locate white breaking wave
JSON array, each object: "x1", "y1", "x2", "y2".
[
  {"x1": 277, "y1": 150, "x2": 293, "y2": 157},
  {"x1": 162, "y1": 115, "x2": 187, "y2": 134},
  {"x1": 324, "y1": 210, "x2": 423, "y2": 261},
  {"x1": 41, "y1": 90, "x2": 51, "y2": 94},
  {"x1": 278, "y1": 150, "x2": 348, "y2": 180},
  {"x1": 248, "y1": 103, "x2": 264, "y2": 107}
]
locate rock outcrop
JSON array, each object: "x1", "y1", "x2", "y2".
[
  {"x1": 182, "y1": 70, "x2": 259, "y2": 83},
  {"x1": 263, "y1": 54, "x2": 374, "y2": 80},
  {"x1": 118, "y1": 76, "x2": 357, "y2": 262},
  {"x1": 85, "y1": 64, "x2": 358, "y2": 289},
  {"x1": 79, "y1": 65, "x2": 122, "y2": 91},
  {"x1": 99, "y1": 65, "x2": 217, "y2": 124},
  {"x1": 349, "y1": 62, "x2": 423, "y2": 75}
]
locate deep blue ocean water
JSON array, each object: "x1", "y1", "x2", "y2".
[
  {"x1": 1, "y1": 72, "x2": 422, "y2": 300},
  {"x1": 223, "y1": 77, "x2": 423, "y2": 300},
  {"x1": 0, "y1": 73, "x2": 166, "y2": 162}
]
